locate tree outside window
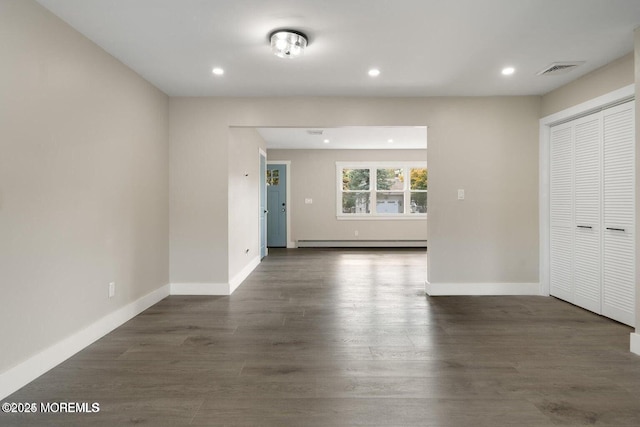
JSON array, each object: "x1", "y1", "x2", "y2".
[{"x1": 410, "y1": 168, "x2": 427, "y2": 213}]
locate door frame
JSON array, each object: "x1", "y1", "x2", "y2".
[
  {"x1": 539, "y1": 84, "x2": 634, "y2": 297},
  {"x1": 267, "y1": 160, "x2": 294, "y2": 248},
  {"x1": 259, "y1": 148, "x2": 268, "y2": 258}
]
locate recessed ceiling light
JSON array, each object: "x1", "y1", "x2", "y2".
[
  {"x1": 323, "y1": 139, "x2": 330, "y2": 144},
  {"x1": 501, "y1": 67, "x2": 515, "y2": 76},
  {"x1": 212, "y1": 67, "x2": 224, "y2": 75},
  {"x1": 368, "y1": 68, "x2": 381, "y2": 77},
  {"x1": 387, "y1": 139, "x2": 394, "y2": 143}
]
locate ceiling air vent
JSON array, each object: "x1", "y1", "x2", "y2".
[
  {"x1": 537, "y1": 61, "x2": 585, "y2": 76},
  {"x1": 306, "y1": 130, "x2": 323, "y2": 135}
]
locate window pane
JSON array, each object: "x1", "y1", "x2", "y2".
[
  {"x1": 376, "y1": 192, "x2": 404, "y2": 214},
  {"x1": 410, "y1": 192, "x2": 427, "y2": 213},
  {"x1": 267, "y1": 169, "x2": 280, "y2": 186},
  {"x1": 410, "y1": 168, "x2": 428, "y2": 190},
  {"x1": 342, "y1": 192, "x2": 370, "y2": 214},
  {"x1": 377, "y1": 168, "x2": 404, "y2": 190},
  {"x1": 342, "y1": 169, "x2": 370, "y2": 191}
]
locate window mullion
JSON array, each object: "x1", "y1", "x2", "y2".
[
  {"x1": 371, "y1": 168, "x2": 377, "y2": 216},
  {"x1": 338, "y1": 166, "x2": 343, "y2": 216},
  {"x1": 403, "y1": 166, "x2": 410, "y2": 215}
]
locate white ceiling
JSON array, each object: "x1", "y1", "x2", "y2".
[
  {"x1": 257, "y1": 126, "x2": 427, "y2": 150},
  {"x1": 36, "y1": 0, "x2": 640, "y2": 97}
]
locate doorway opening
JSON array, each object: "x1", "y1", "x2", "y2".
[
  {"x1": 266, "y1": 162, "x2": 289, "y2": 248},
  {"x1": 259, "y1": 126, "x2": 427, "y2": 253}
]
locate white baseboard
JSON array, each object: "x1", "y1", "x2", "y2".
[
  {"x1": 0, "y1": 284, "x2": 170, "y2": 400},
  {"x1": 297, "y1": 240, "x2": 427, "y2": 248},
  {"x1": 631, "y1": 333, "x2": 640, "y2": 356},
  {"x1": 425, "y1": 281, "x2": 540, "y2": 296},
  {"x1": 170, "y1": 282, "x2": 230, "y2": 295},
  {"x1": 171, "y1": 258, "x2": 261, "y2": 296},
  {"x1": 287, "y1": 241, "x2": 296, "y2": 249},
  {"x1": 229, "y1": 256, "x2": 260, "y2": 293}
]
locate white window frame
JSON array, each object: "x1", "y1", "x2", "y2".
[{"x1": 336, "y1": 161, "x2": 427, "y2": 220}]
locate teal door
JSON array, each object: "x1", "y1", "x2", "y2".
[
  {"x1": 267, "y1": 164, "x2": 287, "y2": 247},
  {"x1": 260, "y1": 153, "x2": 267, "y2": 258}
]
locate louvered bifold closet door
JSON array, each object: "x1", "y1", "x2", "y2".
[
  {"x1": 573, "y1": 113, "x2": 602, "y2": 313},
  {"x1": 602, "y1": 101, "x2": 636, "y2": 327},
  {"x1": 550, "y1": 122, "x2": 574, "y2": 303}
]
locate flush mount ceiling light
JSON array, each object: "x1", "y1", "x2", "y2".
[
  {"x1": 270, "y1": 30, "x2": 308, "y2": 59},
  {"x1": 368, "y1": 68, "x2": 381, "y2": 77}
]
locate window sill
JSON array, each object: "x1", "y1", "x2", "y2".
[{"x1": 337, "y1": 215, "x2": 427, "y2": 221}]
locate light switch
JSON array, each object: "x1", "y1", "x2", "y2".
[
  {"x1": 457, "y1": 189, "x2": 465, "y2": 200},
  {"x1": 305, "y1": 198, "x2": 313, "y2": 204}
]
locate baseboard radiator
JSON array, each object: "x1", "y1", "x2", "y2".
[{"x1": 296, "y1": 240, "x2": 427, "y2": 248}]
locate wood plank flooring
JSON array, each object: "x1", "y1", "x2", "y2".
[{"x1": 4, "y1": 248, "x2": 640, "y2": 426}]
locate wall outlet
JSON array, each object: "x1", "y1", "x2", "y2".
[
  {"x1": 354, "y1": 230, "x2": 359, "y2": 237},
  {"x1": 457, "y1": 189, "x2": 465, "y2": 200},
  {"x1": 108, "y1": 282, "x2": 115, "y2": 298},
  {"x1": 305, "y1": 198, "x2": 313, "y2": 204}
]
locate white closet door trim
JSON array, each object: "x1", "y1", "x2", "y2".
[
  {"x1": 539, "y1": 84, "x2": 634, "y2": 297},
  {"x1": 542, "y1": 85, "x2": 635, "y2": 126}
]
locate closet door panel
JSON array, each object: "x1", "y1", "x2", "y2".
[
  {"x1": 550, "y1": 123, "x2": 574, "y2": 302},
  {"x1": 550, "y1": 228, "x2": 573, "y2": 299},
  {"x1": 603, "y1": 230, "x2": 635, "y2": 325},
  {"x1": 574, "y1": 228, "x2": 601, "y2": 312},
  {"x1": 602, "y1": 102, "x2": 635, "y2": 327},
  {"x1": 573, "y1": 114, "x2": 602, "y2": 311}
]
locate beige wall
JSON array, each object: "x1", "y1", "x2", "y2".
[
  {"x1": 170, "y1": 96, "x2": 541, "y2": 285},
  {"x1": 541, "y1": 53, "x2": 634, "y2": 117},
  {"x1": 267, "y1": 149, "x2": 428, "y2": 243},
  {"x1": 0, "y1": 0, "x2": 169, "y2": 373},
  {"x1": 228, "y1": 128, "x2": 266, "y2": 280},
  {"x1": 169, "y1": 98, "x2": 229, "y2": 285}
]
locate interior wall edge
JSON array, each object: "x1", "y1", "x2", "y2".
[
  {"x1": 631, "y1": 333, "x2": 640, "y2": 356},
  {"x1": 169, "y1": 283, "x2": 230, "y2": 295},
  {"x1": 229, "y1": 256, "x2": 261, "y2": 294}
]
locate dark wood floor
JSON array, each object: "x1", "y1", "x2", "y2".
[{"x1": 4, "y1": 248, "x2": 640, "y2": 426}]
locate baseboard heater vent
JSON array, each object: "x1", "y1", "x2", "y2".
[{"x1": 297, "y1": 240, "x2": 427, "y2": 248}]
